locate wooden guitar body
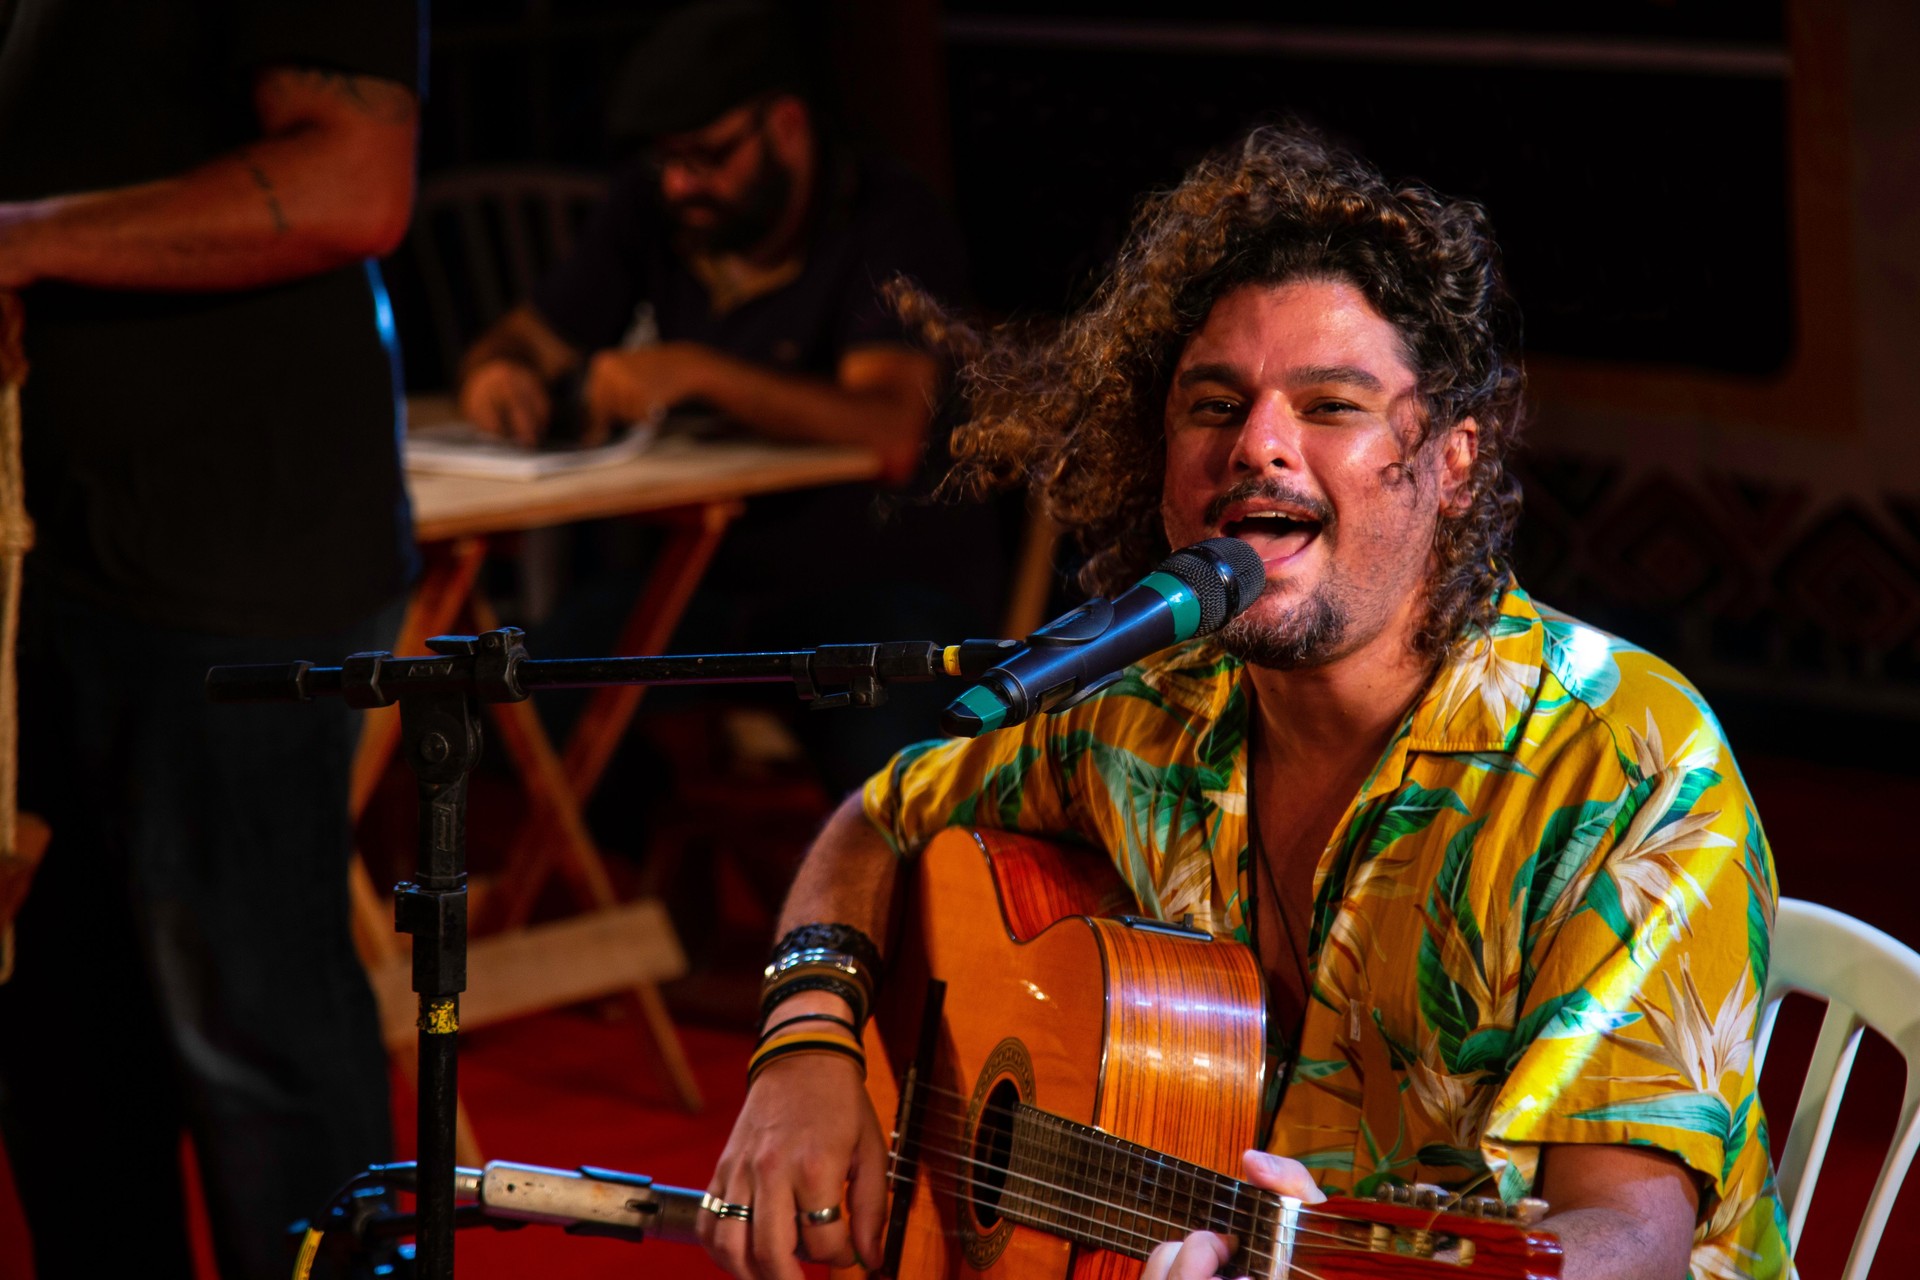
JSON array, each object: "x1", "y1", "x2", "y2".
[
  {"x1": 863, "y1": 827, "x2": 1266, "y2": 1280},
  {"x1": 857, "y1": 828, "x2": 1563, "y2": 1280}
]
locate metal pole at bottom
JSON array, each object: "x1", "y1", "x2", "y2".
[
  {"x1": 392, "y1": 675, "x2": 482, "y2": 1280},
  {"x1": 416, "y1": 995, "x2": 460, "y2": 1279}
]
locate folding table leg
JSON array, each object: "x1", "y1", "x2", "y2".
[
  {"x1": 466, "y1": 593, "x2": 704, "y2": 1111},
  {"x1": 483, "y1": 500, "x2": 739, "y2": 932}
]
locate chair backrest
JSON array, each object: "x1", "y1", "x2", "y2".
[
  {"x1": 406, "y1": 166, "x2": 609, "y2": 388},
  {"x1": 1755, "y1": 897, "x2": 1920, "y2": 1280}
]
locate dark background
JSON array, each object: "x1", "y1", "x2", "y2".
[{"x1": 393, "y1": 0, "x2": 1793, "y2": 389}]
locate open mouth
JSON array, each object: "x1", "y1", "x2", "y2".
[{"x1": 1223, "y1": 509, "x2": 1322, "y2": 564}]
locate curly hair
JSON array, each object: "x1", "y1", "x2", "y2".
[{"x1": 910, "y1": 124, "x2": 1526, "y2": 657}]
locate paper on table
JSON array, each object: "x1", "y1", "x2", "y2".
[{"x1": 404, "y1": 418, "x2": 659, "y2": 481}]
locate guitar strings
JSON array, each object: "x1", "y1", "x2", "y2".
[
  {"x1": 894, "y1": 1078, "x2": 1407, "y2": 1237},
  {"x1": 881, "y1": 1148, "x2": 1365, "y2": 1274},
  {"x1": 891, "y1": 1082, "x2": 1261, "y2": 1236},
  {"x1": 881, "y1": 1099, "x2": 1414, "y2": 1270},
  {"x1": 880, "y1": 1130, "x2": 1376, "y2": 1261},
  {"x1": 887, "y1": 1158, "x2": 1345, "y2": 1280},
  {"x1": 894, "y1": 1090, "x2": 1267, "y2": 1243},
  {"x1": 884, "y1": 1082, "x2": 1484, "y2": 1252}
]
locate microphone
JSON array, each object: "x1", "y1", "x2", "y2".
[{"x1": 941, "y1": 537, "x2": 1267, "y2": 738}]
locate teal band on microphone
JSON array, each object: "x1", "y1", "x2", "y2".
[
  {"x1": 1139, "y1": 571, "x2": 1203, "y2": 639},
  {"x1": 952, "y1": 684, "x2": 1009, "y2": 734}
]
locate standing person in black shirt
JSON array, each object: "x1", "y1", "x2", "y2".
[
  {"x1": 0, "y1": 4, "x2": 423, "y2": 1277},
  {"x1": 457, "y1": 0, "x2": 985, "y2": 791}
]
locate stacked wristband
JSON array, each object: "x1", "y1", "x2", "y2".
[
  {"x1": 747, "y1": 1024, "x2": 867, "y2": 1084},
  {"x1": 758, "y1": 923, "x2": 882, "y2": 1029},
  {"x1": 750, "y1": 924, "x2": 883, "y2": 1085}
]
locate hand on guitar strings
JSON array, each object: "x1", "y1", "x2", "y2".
[
  {"x1": 699, "y1": 1050, "x2": 888, "y2": 1280},
  {"x1": 1141, "y1": 1150, "x2": 1325, "y2": 1280}
]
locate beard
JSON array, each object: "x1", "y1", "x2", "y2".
[
  {"x1": 1197, "y1": 476, "x2": 1351, "y2": 668},
  {"x1": 670, "y1": 148, "x2": 794, "y2": 256},
  {"x1": 1216, "y1": 586, "x2": 1352, "y2": 670}
]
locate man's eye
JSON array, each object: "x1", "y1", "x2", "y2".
[
  {"x1": 1193, "y1": 397, "x2": 1239, "y2": 418},
  {"x1": 1307, "y1": 399, "x2": 1359, "y2": 416}
]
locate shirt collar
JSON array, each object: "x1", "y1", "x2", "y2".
[{"x1": 1403, "y1": 577, "x2": 1546, "y2": 756}]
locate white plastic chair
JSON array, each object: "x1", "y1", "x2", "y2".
[{"x1": 1755, "y1": 897, "x2": 1920, "y2": 1280}]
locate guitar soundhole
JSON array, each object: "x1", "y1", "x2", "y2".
[
  {"x1": 960, "y1": 1038, "x2": 1033, "y2": 1269},
  {"x1": 969, "y1": 1078, "x2": 1020, "y2": 1230}
]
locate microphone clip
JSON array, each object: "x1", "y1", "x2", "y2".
[
  {"x1": 1028, "y1": 597, "x2": 1114, "y2": 646},
  {"x1": 794, "y1": 639, "x2": 1017, "y2": 711}
]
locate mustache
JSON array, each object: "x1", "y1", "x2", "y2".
[{"x1": 1203, "y1": 478, "x2": 1334, "y2": 529}]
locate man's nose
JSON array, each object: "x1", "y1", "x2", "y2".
[
  {"x1": 657, "y1": 163, "x2": 707, "y2": 204},
  {"x1": 1230, "y1": 396, "x2": 1304, "y2": 474}
]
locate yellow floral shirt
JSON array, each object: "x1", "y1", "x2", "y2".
[{"x1": 864, "y1": 581, "x2": 1789, "y2": 1279}]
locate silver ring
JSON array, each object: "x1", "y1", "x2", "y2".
[
  {"x1": 701, "y1": 1191, "x2": 753, "y2": 1222},
  {"x1": 802, "y1": 1204, "x2": 842, "y2": 1226}
]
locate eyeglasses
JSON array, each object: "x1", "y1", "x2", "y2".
[{"x1": 645, "y1": 101, "x2": 769, "y2": 178}]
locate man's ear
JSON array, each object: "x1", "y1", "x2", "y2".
[{"x1": 1439, "y1": 416, "x2": 1479, "y2": 515}]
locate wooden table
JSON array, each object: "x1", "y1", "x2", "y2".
[{"x1": 352, "y1": 400, "x2": 882, "y2": 1151}]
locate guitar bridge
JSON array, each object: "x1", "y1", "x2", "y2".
[
  {"x1": 1359, "y1": 1184, "x2": 1553, "y2": 1263},
  {"x1": 1371, "y1": 1182, "x2": 1551, "y2": 1224}
]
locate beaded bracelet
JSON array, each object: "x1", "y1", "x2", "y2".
[{"x1": 747, "y1": 1029, "x2": 867, "y2": 1085}]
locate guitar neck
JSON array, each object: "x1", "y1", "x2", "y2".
[
  {"x1": 1000, "y1": 1103, "x2": 1287, "y2": 1271},
  {"x1": 993, "y1": 1102, "x2": 1562, "y2": 1280}
]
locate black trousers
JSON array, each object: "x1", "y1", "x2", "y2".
[{"x1": 0, "y1": 585, "x2": 403, "y2": 1280}]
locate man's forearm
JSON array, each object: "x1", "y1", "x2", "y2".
[
  {"x1": 0, "y1": 136, "x2": 410, "y2": 293},
  {"x1": 757, "y1": 796, "x2": 902, "y2": 1029},
  {"x1": 777, "y1": 794, "x2": 901, "y2": 944},
  {"x1": 0, "y1": 67, "x2": 416, "y2": 293},
  {"x1": 1539, "y1": 1206, "x2": 1695, "y2": 1280},
  {"x1": 683, "y1": 348, "x2": 932, "y2": 484},
  {"x1": 460, "y1": 305, "x2": 583, "y2": 386}
]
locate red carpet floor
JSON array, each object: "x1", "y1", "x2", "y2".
[{"x1": 2, "y1": 745, "x2": 1917, "y2": 1278}]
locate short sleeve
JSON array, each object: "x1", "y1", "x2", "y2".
[
  {"x1": 530, "y1": 161, "x2": 659, "y2": 353},
  {"x1": 861, "y1": 718, "x2": 1089, "y2": 857},
  {"x1": 1479, "y1": 759, "x2": 1777, "y2": 1216},
  {"x1": 227, "y1": 0, "x2": 424, "y2": 90}
]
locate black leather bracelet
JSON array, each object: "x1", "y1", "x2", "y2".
[
  {"x1": 759, "y1": 1011, "x2": 861, "y2": 1042},
  {"x1": 759, "y1": 973, "x2": 867, "y2": 1027}
]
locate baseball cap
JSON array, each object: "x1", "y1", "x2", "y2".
[{"x1": 606, "y1": 1, "x2": 809, "y2": 144}]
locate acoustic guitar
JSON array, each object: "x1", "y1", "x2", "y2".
[{"x1": 855, "y1": 826, "x2": 1563, "y2": 1280}]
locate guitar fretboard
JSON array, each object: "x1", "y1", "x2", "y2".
[{"x1": 1001, "y1": 1104, "x2": 1286, "y2": 1274}]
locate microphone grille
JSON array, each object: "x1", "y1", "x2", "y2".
[{"x1": 1157, "y1": 537, "x2": 1269, "y2": 634}]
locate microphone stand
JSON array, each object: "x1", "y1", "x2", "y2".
[{"x1": 205, "y1": 629, "x2": 1012, "y2": 1280}]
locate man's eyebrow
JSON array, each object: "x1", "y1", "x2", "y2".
[
  {"x1": 1173, "y1": 362, "x2": 1390, "y2": 394},
  {"x1": 1174, "y1": 363, "x2": 1242, "y2": 389},
  {"x1": 1287, "y1": 363, "x2": 1386, "y2": 394}
]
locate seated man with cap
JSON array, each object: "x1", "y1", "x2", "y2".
[
  {"x1": 458, "y1": 1, "x2": 984, "y2": 792},
  {"x1": 457, "y1": 0, "x2": 964, "y2": 487}
]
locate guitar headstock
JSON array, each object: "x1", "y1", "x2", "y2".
[{"x1": 1288, "y1": 1186, "x2": 1562, "y2": 1279}]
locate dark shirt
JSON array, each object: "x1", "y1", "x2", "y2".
[
  {"x1": 532, "y1": 144, "x2": 966, "y2": 378},
  {"x1": 530, "y1": 145, "x2": 994, "y2": 648},
  {"x1": 0, "y1": 0, "x2": 422, "y2": 636}
]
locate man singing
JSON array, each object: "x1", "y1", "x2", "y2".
[{"x1": 700, "y1": 126, "x2": 1788, "y2": 1280}]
